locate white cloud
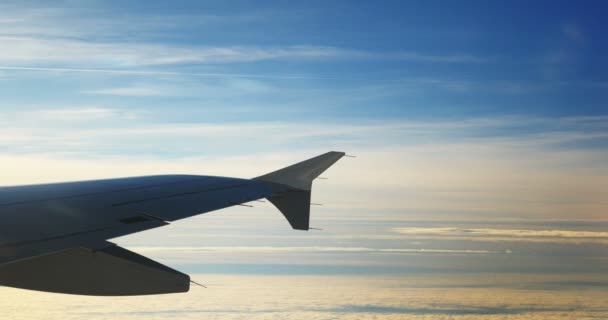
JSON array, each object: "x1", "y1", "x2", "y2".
[
  {"x1": 392, "y1": 228, "x2": 608, "y2": 244},
  {"x1": 393, "y1": 227, "x2": 608, "y2": 238},
  {"x1": 0, "y1": 66, "x2": 313, "y2": 79},
  {"x1": 129, "y1": 246, "x2": 494, "y2": 254},
  {"x1": 0, "y1": 37, "x2": 352, "y2": 67},
  {"x1": 83, "y1": 86, "x2": 174, "y2": 97},
  {"x1": 25, "y1": 107, "x2": 133, "y2": 121},
  {"x1": 81, "y1": 78, "x2": 274, "y2": 97},
  {"x1": 0, "y1": 36, "x2": 487, "y2": 69}
]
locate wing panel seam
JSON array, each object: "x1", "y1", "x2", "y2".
[{"x1": 110, "y1": 183, "x2": 251, "y2": 207}]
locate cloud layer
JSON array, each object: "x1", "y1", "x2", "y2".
[
  {"x1": 393, "y1": 227, "x2": 608, "y2": 244},
  {"x1": 2, "y1": 274, "x2": 607, "y2": 319}
]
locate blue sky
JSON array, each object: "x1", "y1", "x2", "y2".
[
  {"x1": 2, "y1": 0, "x2": 608, "y2": 123},
  {"x1": 1, "y1": 1, "x2": 608, "y2": 319}
]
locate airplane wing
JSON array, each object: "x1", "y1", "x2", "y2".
[{"x1": 0, "y1": 151, "x2": 345, "y2": 295}]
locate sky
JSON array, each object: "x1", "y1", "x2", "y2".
[{"x1": 1, "y1": 0, "x2": 608, "y2": 319}]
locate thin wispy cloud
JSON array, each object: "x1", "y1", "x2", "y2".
[
  {"x1": 0, "y1": 66, "x2": 334, "y2": 79},
  {"x1": 130, "y1": 246, "x2": 496, "y2": 254},
  {"x1": 26, "y1": 107, "x2": 134, "y2": 121},
  {"x1": 393, "y1": 227, "x2": 608, "y2": 244},
  {"x1": 83, "y1": 85, "x2": 174, "y2": 97},
  {"x1": 0, "y1": 40, "x2": 487, "y2": 70},
  {"x1": 1, "y1": 114, "x2": 607, "y2": 154},
  {"x1": 0, "y1": 5, "x2": 270, "y2": 39},
  {"x1": 0, "y1": 6, "x2": 489, "y2": 69},
  {"x1": 0, "y1": 37, "x2": 353, "y2": 66}
]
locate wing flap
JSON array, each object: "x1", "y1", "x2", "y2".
[{"x1": 0, "y1": 245, "x2": 189, "y2": 296}]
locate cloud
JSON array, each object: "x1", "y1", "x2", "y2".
[
  {"x1": 83, "y1": 85, "x2": 174, "y2": 97},
  {"x1": 0, "y1": 6, "x2": 488, "y2": 69},
  {"x1": 24, "y1": 107, "x2": 134, "y2": 121},
  {"x1": 393, "y1": 228, "x2": 608, "y2": 244},
  {"x1": 0, "y1": 37, "x2": 353, "y2": 67},
  {"x1": 393, "y1": 227, "x2": 608, "y2": 238},
  {"x1": 129, "y1": 246, "x2": 495, "y2": 255},
  {"x1": 1, "y1": 113, "x2": 608, "y2": 150},
  {"x1": 79, "y1": 304, "x2": 580, "y2": 316},
  {"x1": 0, "y1": 37, "x2": 487, "y2": 69},
  {"x1": 0, "y1": 4, "x2": 270, "y2": 42},
  {"x1": 0, "y1": 66, "x2": 333, "y2": 79},
  {"x1": 326, "y1": 304, "x2": 583, "y2": 315},
  {"x1": 80, "y1": 78, "x2": 276, "y2": 98},
  {"x1": 2, "y1": 274, "x2": 607, "y2": 319}
]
